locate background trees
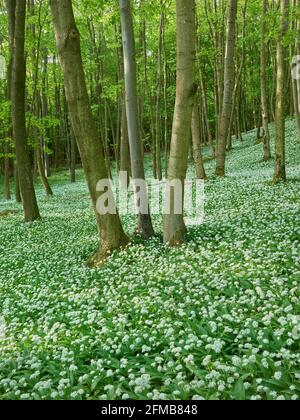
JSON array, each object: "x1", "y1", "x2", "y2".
[{"x1": 0, "y1": 0, "x2": 298, "y2": 231}]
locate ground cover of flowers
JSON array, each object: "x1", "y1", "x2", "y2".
[{"x1": 0, "y1": 120, "x2": 299, "y2": 400}]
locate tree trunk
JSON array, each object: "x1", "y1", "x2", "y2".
[
  {"x1": 297, "y1": 0, "x2": 300, "y2": 135},
  {"x1": 4, "y1": 22, "x2": 12, "y2": 201},
  {"x1": 120, "y1": 99, "x2": 131, "y2": 187},
  {"x1": 260, "y1": 0, "x2": 272, "y2": 161},
  {"x1": 50, "y1": 0, "x2": 128, "y2": 264},
  {"x1": 215, "y1": 0, "x2": 238, "y2": 177},
  {"x1": 200, "y1": 69, "x2": 215, "y2": 157},
  {"x1": 69, "y1": 121, "x2": 76, "y2": 183},
  {"x1": 41, "y1": 54, "x2": 51, "y2": 178},
  {"x1": 13, "y1": 163, "x2": 21, "y2": 203},
  {"x1": 292, "y1": 0, "x2": 300, "y2": 140},
  {"x1": 191, "y1": 103, "x2": 207, "y2": 180},
  {"x1": 9, "y1": 0, "x2": 40, "y2": 222},
  {"x1": 4, "y1": 142, "x2": 11, "y2": 200},
  {"x1": 138, "y1": 1, "x2": 146, "y2": 143},
  {"x1": 292, "y1": 67, "x2": 300, "y2": 139},
  {"x1": 155, "y1": 9, "x2": 164, "y2": 181},
  {"x1": 119, "y1": 0, "x2": 155, "y2": 239},
  {"x1": 36, "y1": 93, "x2": 54, "y2": 196},
  {"x1": 274, "y1": 0, "x2": 289, "y2": 183},
  {"x1": 163, "y1": 0, "x2": 196, "y2": 245},
  {"x1": 5, "y1": 0, "x2": 16, "y2": 202},
  {"x1": 162, "y1": 18, "x2": 169, "y2": 178}
]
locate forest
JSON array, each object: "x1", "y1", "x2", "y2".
[{"x1": 0, "y1": 0, "x2": 299, "y2": 402}]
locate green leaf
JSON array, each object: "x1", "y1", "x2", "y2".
[{"x1": 233, "y1": 379, "x2": 246, "y2": 401}]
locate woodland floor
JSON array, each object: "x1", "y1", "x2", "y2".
[{"x1": 0, "y1": 120, "x2": 299, "y2": 400}]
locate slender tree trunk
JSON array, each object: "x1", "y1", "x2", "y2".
[
  {"x1": 155, "y1": 9, "x2": 164, "y2": 181},
  {"x1": 13, "y1": 163, "x2": 21, "y2": 203},
  {"x1": 9, "y1": 0, "x2": 40, "y2": 222},
  {"x1": 36, "y1": 131, "x2": 53, "y2": 196},
  {"x1": 215, "y1": 0, "x2": 238, "y2": 177},
  {"x1": 297, "y1": 0, "x2": 300, "y2": 132},
  {"x1": 208, "y1": 0, "x2": 224, "y2": 133},
  {"x1": 103, "y1": 99, "x2": 112, "y2": 179},
  {"x1": 292, "y1": 0, "x2": 300, "y2": 140},
  {"x1": 35, "y1": 92, "x2": 53, "y2": 196},
  {"x1": 164, "y1": 0, "x2": 196, "y2": 245},
  {"x1": 115, "y1": 94, "x2": 122, "y2": 171},
  {"x1": 138, "y1": 13, "x2": 156, "y2": 178},
  {"x1": 115, "y1": 26, "x2": 122, "y2": 171},
  {"x1": 237, "y1": 107, "x2": 243, "y2": 141},
  {"x1": 53, "y1": 74, "x2": 62, "y2": 168},
  {"x1": 200, "y1": 69, "x2": 215, "y2": 157},
  {"x1": 119, "y1": 0, "x2": 155, "y2": 239},
  {"x1": 41, "y1": 54, "x2": 51, "y2": 178},
  {"x1": 29, "y1": 0, "x2": 53, "y2": 196},
  {"x1": 120, "y1": 99, "x2": 131, "y2": 187},
  {"x1": 50, "y1": 0, "x2": 128, "y2": 264},
  {"x1": 269, "y1": 42, "x2": 276, "y2": 122},
  {"x1": 107, "y1": 103, "x2": 118, "y2": 167},
  {"x1": 261, "y1": 0, "x2": 272, "y2": 161},
  {"x1": 4, "y1": 142, "x2": 11, "y2": 201},
  {"x1": 292, "y1": 67, "x2": 300, "y2": 139},
  {"x1": 138, "y1": 1, "x2": 146, "y2": 142},
  {"x1": 4, "y1": 37, "x2": 12, "y2": 200},
  {"x1": 274, "y1": 0, "x2": 289, "y2": 183},
  {"x1": 70, "y1": 121, "x2": 76, "y2": 183},
  {"x1": 6, "y1": 0, "x2": 17, "y2": 202},
  {"x1": 191, "y1": 103, "x2": 207, "y2": 180},
  {"x1": 227, "y1": 1, "x2": 247, "y2": 151},
  {"x1": 162, "y1": 18, "x2": 168, "y2": 178}
]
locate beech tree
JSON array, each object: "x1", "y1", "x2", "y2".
[
  {"x1": 215, "y1": 0, "x2": 238, "y2": 177},
  {"x1": 3, "y1": 0, "x2": 15, "y2": 201},
  {"x1": 191, "y1": 103, "x2": 207, "y2": 180},
  {"x1": 29, "y1": 0, "x2": 53, "y2": 196},
  {"x1": 260, "y1": 0, "x2": 272, "y2": 161},
  {"x1": 155, "y1": 6, "x2": 165, "y2": 181},
  {"x1": 119, "y1": 0, "x2": 155, "y2": 239},
  {"x1": 9, "y1": 0, "x2": 40, "y2": 222},
  {"x1": 1, "y1": 0, "x2": 298, "y2": 230},
  {"x1": 274, "y1": 0, "x2": 289, "y2": 183},
  {"x1": 163, "y1": 0, "x2": 196, "y2": 245},
  {"x1": 292, "y1": 0, "x2": 300, "y2": 140},
  {"x1": 50, "y1": 0, "x2": 128, "y2": 265}
]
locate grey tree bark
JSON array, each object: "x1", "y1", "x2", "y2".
[
  {"x1": 274, "y1": 0, "x2": 289, "y2": 183},
  {"x1": 4, "y1": 0, "x2": 16, "y2": 202},
  {"x1": 215, "y1": 0, "x2": 238, "y2": 177},
  {"x1": 292, "y1": 0, "x2": 300, "y2": 140},
  {"x1": 191, "y1": 103, "x2": 207, "y2": 180},
  {"x1": 163, "y1": 0, "x2": 196, "y2": 245},
  {"x1": 29, "y1": 0, "x2": 53, "y2": 196},
  {"x1": 260, "y1": 0, "x2": 272, "y2": 161},
  {"x1": 119, "y1": 0, "x2": 155, "y2": 239},
  {"x1": 9, "y1": 0, "x2": 40, "y2": 222},
  {"x1": 69, "y1": 121, "x2": 76, "y2": 183},
  {"x1": 120, "y1": 99, "x2": 131, "y2": 187}
]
